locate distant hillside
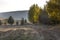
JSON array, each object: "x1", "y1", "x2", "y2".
[{"x1": 0, "y1": 10, "x2": 28, "y2": 20}]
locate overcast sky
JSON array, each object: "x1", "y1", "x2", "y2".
[{"x1": 0, "y1": 0, "x2": 49, "y2": 13}]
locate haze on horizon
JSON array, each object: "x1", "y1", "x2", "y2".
[{"x1": 0, "y1": 0, "x2": 49, "y2": 13}]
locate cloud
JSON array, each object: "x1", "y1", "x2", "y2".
[
  {"x1": 0, "y1": 0, "x2": 49, "y2": 13},
  {"x1": 0, "y1": 0, "x2": 6, "y2": 6}
]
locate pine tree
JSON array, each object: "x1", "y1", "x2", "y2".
[
  {"x1": 16, "y1": 21, "x2": 19, "y2": 26},
  {"x1": 8, "y1": 16, "x2": 14, "y2": 25},
  {"x1": 0, "y1": 20, "x2": 2, "y2": 25},
  {"x1": 20, "y1": 18, "x2": 24, "y2": 25},
  {"x1": 25, "y1": 19, "x2": 27, "y2": 24},
  {"x1": 4, "y1": 22, "x2": 7, "y2": 25}
]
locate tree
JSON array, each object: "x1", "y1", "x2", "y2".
[
  {"x1": 39, "y1": 9, "x2": 49, "y2": 24},
  {"x1": 28, "y1": 4, "x2": 42, "y2": 24},
  {"x1": 46, "y1": 0, "x2": 60, "y2": 24},
  {"x1": 0, "y1": 20, "x2": 2, "y2": 25},
  {"x1": 4, "y1": 19, "x2": 8, "y2": 25},
  {"x1": 4, "y1": 22, "x2": 7, "y2": 25},
  {"x1": 20, "y1": 18, "x2": 24, "y2": 25},
  {"x1": 25, "y1": 19, "x2": 27, "y2": 24},
  {"x1": 8, "y1": 16, "x2": 14, "y2": 25},
  {"x1": 16, "y1": 21, "x2": 19, "y2": 26}
]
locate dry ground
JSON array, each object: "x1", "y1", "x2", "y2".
[{"x1": 0, "y1": 24, "x2": 60, "y2": 40}]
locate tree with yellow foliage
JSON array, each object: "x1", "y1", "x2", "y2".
[
  {"x1": 28, "y1": 4, "x2": 42, "y2": 24},
  {"x1": 46, "y1": 0, "x2": 60, "y2": 24}
]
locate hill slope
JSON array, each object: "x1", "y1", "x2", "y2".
[{"x1": 0, "y1": 10, "x2": 28, "y2": 20}]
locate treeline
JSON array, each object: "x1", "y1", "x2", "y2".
[
  {"x1": 0, "y1": 16, "x2": 27, "y2": 26},
  {"x1": 28, "y1": 0, "x2": 60, "y2": 25},
  {"x1": 0, "y1": 0, "x2": 60, "y2": 25}
]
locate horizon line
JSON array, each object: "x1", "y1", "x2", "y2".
[{"x1": 0, "y1": 10, "x2": 29, "y2": 13}]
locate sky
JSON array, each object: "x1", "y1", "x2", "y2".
[{"x1": 0, "y1": 0, "x2": 49, "y2": 13}]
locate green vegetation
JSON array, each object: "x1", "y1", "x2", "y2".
[
  {"x1": 4, "y1": 22, "x2": 7, "y2": 25},
  {"x1": 46, "y1": 0, "x2": 60, "y2": 24},
  {"x1": 21, "y1": 18, "x2": 25, "y2": 25},
  {"x1": 16, "y1": 21, "x2": 19, "y2": 26},
  {"x1": 8, "y1": 16, "x2": 14, "y2": 25},
  {"x1": 0, "y1": 20, "x2": 2, "y2": 25},
  {"x1": 28, "y1": 4, "x2": 42, "y2": 24},
  {"x1": 28, "y1": 1, "x2": 60, "y2": 25},
  {"x1": 25, "y1": 19, "x2": 27, "y2": 24},
  {"x1": 0, "y1": 0, "x2": 60, "y2": 25}
]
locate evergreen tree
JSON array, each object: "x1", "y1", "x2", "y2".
[
  {"x1": 4, "y1": 19, "x2": 8, "y2": 25},
  {"x1": 0, "y1": 20, "x2": 2, "y2": 25},
  {"x1": 4, "y1": 22, "x2": 7, "y2": 25},
  {"x1": 16, "y1": 21, "x2": 19, "y2": 26},
  {"x1": 28, "y1": 4, "x2": 42, "y2": 24},
  {"x1": 25, "y1": 19, "x2": 27, "y2": 24},
  {"x1": 21, "y1": 18, "x2": 24, "y2": 25},
  {"x1": 8, "y1": 16, "x2": 14, "y2": 25}
]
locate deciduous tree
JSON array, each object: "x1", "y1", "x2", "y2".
[
  {"x1": 28, "y1": 4, "x2": 42, "y2": 23},
  {"x1": 46, "y1": 0, "x2": 60, "y2": 24}
]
